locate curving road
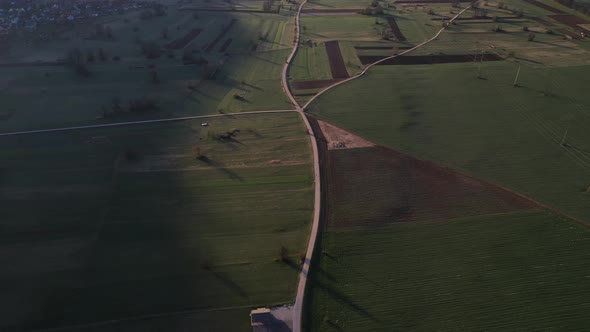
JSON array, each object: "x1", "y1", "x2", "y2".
[
  {"x1": 302, "y1": 5, "x2": 473, "y2": 109},
  {"x1": 278, "y1": 2, "x2": 322, "y2": 332},
  {"x1": 283, "y1": 3, "x2": 474, "y2": 332}
]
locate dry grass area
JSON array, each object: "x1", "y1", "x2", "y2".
[{"x1": 317, "y1": 120, "x2": 374, "y2": 150}]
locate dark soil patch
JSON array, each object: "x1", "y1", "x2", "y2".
[
  {"x1": 165, "y1": 28, "x2": 202, "y2": 49},
  {"x1": 521, "y1": 0, "x2": 565, "y2": 13},
  {"x1": 324, "y1": 41, "x2": 350, "y2": 79},
  {"x1": 386, "y1": 17, "x2": 407, "y2": 41},
  {"x1": 302, "y1": 8, "x2": 362, "y2": 13},
  {"x1": 204, "y1": 19, "x2": 237, "y2": 53},
  {"x1": 358, "y1": 53, "x2": 503, "y2": 65},
  {"x1": 292, "y1": 78, "x2": 345, "y2": 90},
  {"x1": 531, "y1": 16, "x2": 556, "y2": 26},
  {"x1": 219, "y1": 38, "x2": 233, "y2": 52},
  {"x1": 322, "y1": 146, "x2": 537, "y2": 227},
  {"x1": 548, "y1": 14, "x2": 590, "y2": 33}
]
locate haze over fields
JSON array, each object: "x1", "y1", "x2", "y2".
[{"x1": 1, "y1": 0, "x2": 589, "y2": 330}]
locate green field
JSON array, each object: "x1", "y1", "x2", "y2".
[
  {"x1": 0, "y1": 113, "x2": 313, "y2": 330},
  {"x1": 308, "y1": 61, "x2": 590, "y2": 223},
  {"x1": 305, "y1": 0, "x2": 370, "y2": 9},
  {"x1": 0, "y1": 9, "x2": 294, "y2": 132},
  {"x1": 305, "y1": 146, "x2": 590, "y2": 331},
  {"x1": 307, "y1": 209, "x2": 590, "y2": 331},
  {"x1": 291, "y1": 43, "x2": 334, "y2": 81},
  {"x1": 301, "y1": 14, "x2": 382, "y2": 41}
]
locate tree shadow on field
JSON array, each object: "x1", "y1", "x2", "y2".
[
  {"x1": 251, "y1": 53, "x2": 282, "y2": 66},
  {"x1": 212, "y1": 271, "x2": 249, "y2": 299},
  {"x1": 198, "y1": 155, "x2": 244, "y2": 181},
  {"x1": 310, "y1": 277, "x2": 379, "y2": 322}
]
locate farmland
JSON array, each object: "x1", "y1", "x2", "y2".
[
  {"x1": 307, "y1": 61, "x2": 590, "y2": 224},
  {"x1": 304, "y1": 146, "x2": 590, "y2": 331},
  {"x1": 300, "y1": 0, "x2": 590, "y2": 329},
  {"x1": 0, "y1": 7, "x2": 295, "y2": 132},
  {"x1": 307, "y1": 209, "x2": 590, "y2": 331},
  {"x1": 0, "y1": 112, "x2": 313, "y2": 330}
]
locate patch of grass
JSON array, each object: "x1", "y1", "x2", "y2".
[
  {"x1": 0, "y1": 113, "x2": 313, "y2": 330},
  {"x1": 300, "y1": 14, "x2": 381, "y2": 42},
  {"x1": 290, "y1": 44, "x2": 333, "y2": 81},
  {"x1": 308, "y1": 209, "x2": 590, "y2": 331}
]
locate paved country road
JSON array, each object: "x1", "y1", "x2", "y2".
[
  {"x1": 0, "y1": 109, "x2": 295, "y2": 137},
  {"x1": 284, "y1": 3, "x2": 475, "y2": 332}
]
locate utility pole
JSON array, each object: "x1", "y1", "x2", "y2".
[
  {"x1": 513, "y1": 64, "x2": 521, "y2": 86},
  {"x1": 561, "y1": 117, "x2": 573, "y2": 146},
  {"x1": 560, "y1": 126, "x2": 569, "y2": 146},
  {"x1": 477, "y1": 51, "x2": 484, "y2": 78}
]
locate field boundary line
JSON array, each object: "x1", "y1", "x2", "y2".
[
  {"x1": 0, "y1": 110, "x2": 295, "y2": 137},
  {"x1": 301, "y1": 5, "x2": 474, "y2": 109}
]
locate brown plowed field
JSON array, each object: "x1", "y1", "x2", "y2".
[
  {"x1": 324, "y1": 41, "x2": 350, "y2": 79},
  {"x1": 522, "y1": 0, "x2": 565, "y2": 13},
  {"x1": 165, "y1": 28, "x2": 202, "y2": 49},
  {"x1": 291, "y1": 78, "x2": 345, "y2": 90},
  {"x1": 323, "y1": 146, "x2": 537, "y2": 227},
  {"x1": 548, "y1": 14, "x2": 590, "y2": 33},
  {"x1": 358, "y1": 53, "x2": 503, "y2": 65},
  {"x1": 219, "y1": 38, "x2": 233, "y2": 52},
  {"x1": 386, "y1": 17, "x2": 407, "y2": 41},
  {"x1": 204, "y1": 19, "x2": 237, "y2": 53}
]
